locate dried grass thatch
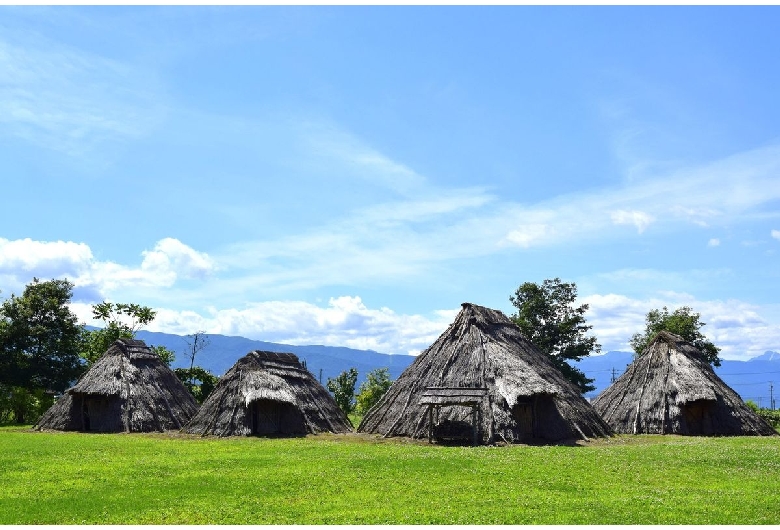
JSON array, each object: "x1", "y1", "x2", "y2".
[
  {"x1": 592, "y1": 331, "x2": 776, "y2": 436},
  {"x1": 184, "y1": 350, "x2": 352, "y2": 437},
  {"x1": 35, "y1": 339, "x2": 198, "y2": 433},
  {"x1": 358, "y1": 303, "x2": 613, "y2": 444}
]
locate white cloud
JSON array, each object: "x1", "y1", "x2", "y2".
[
  {"x1": 0, "y1": 237, "x2": 214, "y2": 300},
  {"x1": 148, "y1": 296, "x2": 455, "y2": 356},
  {"x1": 708, "y1": 238, "x2": 720, "y2": 247},
  {"x1": 583, "y1": 292, "x2": 780, "y2": 361},
  {"x1": 610, "y1": 209, "x2": 654, "y2": 234},
  {"x1": 504, "y1": 224, "x2": 553, "y2": 248},
  {"x1": 0, "y1": 238, "x2": 93, "y2": 275},
  {"x1": 772, "y1": 229, "x2": 780, "y2": 241}
]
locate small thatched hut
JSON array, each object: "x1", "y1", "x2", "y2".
[
  {"x1": 184, "y1": 350, "x2": 352, "y2": 437},
  {"x1": 35, "y1": 338, "x2": 198, "y2": 433},
  {"x1": 592, "y1": 331, "x2": 776, "y2": 436},
  {"x1": 358, "y1": 303, "x2": 613, "y2": 444}
]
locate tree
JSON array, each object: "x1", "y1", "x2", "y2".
[
  {"x1": 355, "y1": 367, "x2": 392, "y2": 415},
  {"x1": 174, "y1": 366, "x2": 219, "y2": 403},
  {"x1": 326, "y1": 368, "x2": 358, "y2": 415},
  {"x1": 81, "y1": 301, "x2": 160, "y2": 365},
  {"x1": 181, "y1": 331, "x2": 210, "y2": 385},
  {"x1": 151, "y1": 345, "x2": 176, "y2": 367},
  {"x1": 510, "y1": 278, "x2": 599, "y2": 393},
  {"x1": 629, "y1": 306, "x2": 721, "y2": 366},
  {"x1": 0, "y1": 278, "x2": 84, "y2": 423}
]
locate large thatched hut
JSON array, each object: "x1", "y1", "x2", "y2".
[
  {"x1": 592, "y1": 331, "x2": 776, "y2": 436},
  {"x1": 35, "y1": 338, "x2": 198, "y2": 433},
  {"x1": 358, "y1": 303, "x2": 613, "y2": 444},
  {"x1": 184, "y1": 350, "x2": 352, "y2": 436}
]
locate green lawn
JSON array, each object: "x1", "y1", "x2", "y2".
[{"x1": 1, "y1": 426, "x2": 778, "y2": 524}]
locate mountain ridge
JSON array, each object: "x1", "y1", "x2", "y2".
[{"x1": 131, "y1": 329, "x2": 780, "y2": 406}]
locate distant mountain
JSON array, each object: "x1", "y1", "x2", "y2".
[
  {"x1": 131, "y1": 330, "x2": 780, "y2": 408},
  {"x1": 134, "y1": 330, "x2": 415, "y2": 387}
]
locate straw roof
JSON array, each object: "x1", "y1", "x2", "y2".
[
  {"x1": 35, "y1": 339, "x2": 198, "y2": 433},
  {"x1": 358, "y1": 303, "x2": 613, "y2": 444},
  {"x1": 592, "y1": 331, "x2": 776, "y2": 436},
  {"x1": 184, "y1": 350, "x2": 352, "y2": 437}
]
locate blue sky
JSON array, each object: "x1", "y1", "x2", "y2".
[{"x1": 2, "y1": 6, "x2": 780, "y2": 360}]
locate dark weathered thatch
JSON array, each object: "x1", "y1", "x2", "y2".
[
  {"x1": 184, "y1": 350, "x2": 352, "y2": 437},
  {"x1": 35, "y1": 339, "x2": 198, "y2": 433},
  {"x1": 358, "y1": 303, "x2": 613, "y2": 444},
  {"x1": 592, "y1": 331, "x2": 776, "y2": 436}
]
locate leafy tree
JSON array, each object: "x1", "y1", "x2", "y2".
[
  {"x1": 355, "y1": 367, "x2": 392, "y2": 415},
  {"x1": 174, "y1": 367, "x2": 219, "y2": 403},
  {"x1": 326, "y1": 368, "x2": 358, "y2": 415},
  {"x1": 0, "y1": 278, "x2": 84, "y2": 423},
  {"x1": 629, "y1": 306, "x2": 721, "y2": 366},
  {"x1": 81, "y1": 301, "x2": 159, "y2": 365},
  {"x1": 510, "y1": 278, "x2": 599, "y2": 393},
  {"x1": 151, "y1": 345, "x2": 176, "y2": 367}
]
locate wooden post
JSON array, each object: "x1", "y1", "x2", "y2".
[
  {"x1": 472, "y1": 404, "x2": 478, "y2": 446},
  {"x1": 428, "y1": 405, "x2": 433, "y2": 444}
]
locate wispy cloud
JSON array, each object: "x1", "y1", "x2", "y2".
[
  {"x1": 0, "y1": 29, "x2": 164, "y2": 158},
  {"x1": 772, "y1": 229, "x2": 780, "y2": 241}
]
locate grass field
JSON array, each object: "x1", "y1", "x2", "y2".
[{"x1": 1, "y1": 426, "x2": 778, "y2": 524}]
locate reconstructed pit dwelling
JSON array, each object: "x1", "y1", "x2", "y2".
[
  {"x1": 35, "y1": 339, "x2": 198, "y2": 433},
  {"x1": 358, "y1": 303, "x2": 613, "y2": 445},
  {"x1": 592, "y1": 330, "x2": 776, "y2": 436},
  {"x1": 184, "y1": 350, "x2": 352, "y2": 437}
]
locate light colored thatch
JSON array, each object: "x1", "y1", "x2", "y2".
[
  {"x1": 35, "y1": 339, "x2": 198, "y2": 433},
  {"x1": 592, "y1": 331, "x2": 776, "y2": 436},
  {"x1": 358, "y1": 303, "x2": 613, "y2": 444},
  {"x1": 184, "y1": 350, "x2": 352, "y2": 437}
]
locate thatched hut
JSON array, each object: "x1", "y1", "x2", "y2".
[
  {"x1": 35, "y1": 338, "x2": 198, "y2": 433},
  {"x1": 592, "y1": 331, "x2": 776, "y2": 436},
  {"x1": 184, "y1": 350, "x2": 352, "y2": 437},
  {"x1": 358, "y1": 303, "x2": 613, "y2": 444}
]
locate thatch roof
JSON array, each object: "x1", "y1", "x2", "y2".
[
  {"x1": 592, "y1": 331, "x2": 776, "y2": 436},
  {"x1": 184, "y1": 350, "x2": 352, "y2": 437},
  {"x1": 35, "y1": 339, "x2": 198, "y2": 433},
  {"x1": 357, "y1": 303, "x2": 613, "y2": 444}
]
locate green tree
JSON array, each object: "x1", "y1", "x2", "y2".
[
  {"x1": 81, "y1": 301, "x2": 159, "y2": 365},
  {"x1": 629, "y1": 306, "x2": 721, "y2": 366},
  {"x1": 0, "y1": 278, "x2": 84, "y2": 423},
  {"x1": 510, "y1": 278, "x2": 599, "y2": 393},
  {"x1": 355, "y1": 367, "x2": 392, "y2": 415},
  {"x1": 326, "y1": 368, "x2": 358, "y2": 415},
  {"x1": 174, "y1": 366, "x2": 219, "y2": 403}
]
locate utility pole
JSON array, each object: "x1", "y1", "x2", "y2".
[
  {"x1": 771, "y1": 382, "x2": 775, "y2": 411},
  {"x1": 611, "y1": 367, "x2": 617, "y2": 383},
  {"x1": 319, "y1": 368, "x2": 323, "y2": 384}
]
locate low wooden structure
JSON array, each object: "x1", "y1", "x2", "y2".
[{"x1": 420, "y1": 387, "x2": 488, "y2": 445}]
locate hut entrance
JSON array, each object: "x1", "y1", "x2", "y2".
[
  {"x1": 81, "y1": 395, "x2": 122, "y2": 432},
  {"x1": 248, "y1": 399, "x2": 306, "y2": 435},
  {"x1": 511, "y1": 397, "x2": 535, "y2": 440},
  {"x1": 682, "y1": 399, "x2": 715, "y2": 435}
]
